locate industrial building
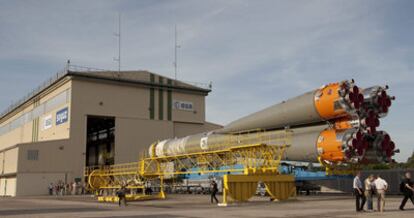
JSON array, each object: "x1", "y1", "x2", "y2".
[{"x1": 0, "y1": 68, "x2": 221, "y2": 196}]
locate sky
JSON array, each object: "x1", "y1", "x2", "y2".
[{"x1": 0, "y1": 0, "x2": 413, "y2": 162}]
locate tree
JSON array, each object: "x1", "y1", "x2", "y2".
[{"x1": 405, "y1": 151, "x2": 414, "y2": 168}]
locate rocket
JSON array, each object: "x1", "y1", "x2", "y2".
[{"x1": 149, "y1": 80, "x2": 396, "y2": 165}]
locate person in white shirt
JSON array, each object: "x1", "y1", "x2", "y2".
[
  {"x1": 353, "y1": 171, "x2": 366, "y2": 212},
  {"x1": 374, "y1": 175, "x2": 388, "y2": 212}
]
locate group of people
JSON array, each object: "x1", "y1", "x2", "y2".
[
  {"x1": 48, "y1": 180, "x2": 86, "y2": 196},
  {"x1": 353, "y1": 171, "x2": 414, "y2": 212}
]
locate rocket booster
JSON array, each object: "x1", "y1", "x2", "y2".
[
  {"x1": 149, "y1": 80, "x2": 396, "y2": 164},
  {"x1": 217, "y1": 81, "x2": 391, "y2": 133}
]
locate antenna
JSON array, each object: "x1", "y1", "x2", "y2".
[
  {"x1": 66, "y1": 59, "x2": 71, "y2": 72},
  {"x1": 114, "y1": 13, "x2": 121, "y2": 76},
  {"x1": 174, "y1": 24, "x2": 181, "y2": 80}
]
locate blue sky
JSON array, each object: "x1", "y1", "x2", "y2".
[{"x1": 0, "y1": 0, "x2": 413, "y2": 162}]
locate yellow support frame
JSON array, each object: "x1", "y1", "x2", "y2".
[
  {"x1": 86, "y1": 130, "x2": 296, "y2": 204},
  {"x1": 221, "y1": 174, "x2": 296, "y2": 206}
]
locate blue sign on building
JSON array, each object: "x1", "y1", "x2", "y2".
[{"x1": 56, "y1": 107, "x2": 69, "y2": 125}]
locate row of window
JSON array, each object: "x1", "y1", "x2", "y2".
[
  {"x1": 0, "y1": 89, "x2": 71, "y2": 136},
  {"x1": 27, "y1": 150, "x2": 39, "y2": 161}
]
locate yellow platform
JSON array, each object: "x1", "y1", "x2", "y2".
[
  {"x1": 98, "y1": 193, "x2": 165, "y2": 202},
  {"x1": 220, "y1": 173, "x2": 296, "y2": 206}
]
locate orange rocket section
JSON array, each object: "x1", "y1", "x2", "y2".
[
  {"x1": 314, "y1": 82, "x2": 364, "y2": 120},
  {"x1": 333, "y1": 118, "x2": 354, "y2": 130},
  {"x1": 316, "y1": 129, "x2": 345, "y2": 162},
  {"x1": 314, "y1": 83, "x2": 345, "y2": 120}
]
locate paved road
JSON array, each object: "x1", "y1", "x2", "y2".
[{"x1": 0, "y1": 194, "x2": 413, "y2": 217}]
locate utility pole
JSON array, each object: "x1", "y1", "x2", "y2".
[
  {"x1": 66, "y1": 59, "x2": 71, "y2": 72},
  {"x1": 114, "y1": 13, "x2": 121, "y2": 76},
  {"x1": 174, "y1": 24, "x2": 180, "y2": 80}
]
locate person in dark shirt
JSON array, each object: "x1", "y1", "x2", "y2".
[
  {"x1": 116, "y1": 185, "x2": 127, "y2": 207},
  {"x1": 210, "y1": 180, "x2": 219, "y2": 204},
  {"x1": 400, "y1": 172, "x2": 414, "y2": 210}
]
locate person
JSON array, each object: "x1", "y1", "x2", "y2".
[
  {"x1": 353, "y1": 171, "x2": 366, "y2": 212},
  {"x1": 65, "y1": 183, "x2": 70, "y2": 195},
  {"x1": 374, "y1": 175, "x2": 388, "y2": 212},
  {"x1": 60, "y1": 182, "x2": 64, "y2": 196},
  {"x1": 364, "y1": 175, "x2": 374, "y2": 211},
  {"x1": 399, "y1": 172, "x2": 414, "y2": 210},
  {"x1": 54, "y1": 183, "x2": 59, "y2": 196},
  {"x1": 72, "y1": 182, "x2": 77, "y2": 195},
  {"x1": 81, "y1": 182, "x2": 86, "y2": 195},
  {"x1": 72, "y1": 182, "x2": 78, "y2": 195},
  {"x1": 210, "y1": 180, "x2": 219, "y2": 204},
  {"x1": 116, "y1": 185, "x2": 127, "y2": 207},
  {"x1": 48, "y1": 183, "x2": 54, "y2": 195},
  {"x1": 68, "y1": 182, "x2": 73, "y2": 195}
]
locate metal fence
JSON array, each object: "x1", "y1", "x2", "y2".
[{"x1": 314, "y1": 169, "x2": 414, "y2": 194}]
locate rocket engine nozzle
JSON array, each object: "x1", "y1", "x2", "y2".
[{"x1": 361, "y1": 86, "x2": 394, "y2": 118}]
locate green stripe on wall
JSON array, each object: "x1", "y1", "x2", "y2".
[
  {"x1": 167, "y1": 79, "x2": 172, "y2": 121},
  {"x1": 158, "y1": 77, "x2": 164, "y2": 120},
  {"x1": 34, "y1": 118, "x2": 39, "y2": 142},
  {"x1": 32, "y1": 119, "x2": 35, "y2": 142},
  {"x1": 32, "y1": 100, "x2": 40, "y2": 142},
  {"x1": 149, "y1": 74, "x2": 155, "y2": 120}
]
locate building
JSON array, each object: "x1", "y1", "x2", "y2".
[{"x1": 0, "y1": 68, "x2": 221, "y2": 196}]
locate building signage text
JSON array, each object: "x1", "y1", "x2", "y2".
[
  {"x1": 173, "y1": 100, "x2": 194, "y2": 111},
  {"x1": 56, "y1": 107, "x2": 69, "y2": 125},
  {"x1": 43, "y1": 115, "x2": 52, "y2": 130}
]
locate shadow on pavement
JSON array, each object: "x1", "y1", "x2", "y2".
[{"x1": 0, "y1": 207, "x2": 110, "y2": 216}]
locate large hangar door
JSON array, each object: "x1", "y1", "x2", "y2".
[{"x1": 86, "y1": 116, "x2": 115, "y2": 166}]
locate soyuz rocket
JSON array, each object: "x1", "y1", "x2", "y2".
[{"x1": 149, "y1": 80, "x2": 397, "y2": 165}]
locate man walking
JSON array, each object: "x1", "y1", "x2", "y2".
[
  {"x1": 399, "y1": 172, "x2": 414, "y2": 210},
  {"x1": 364, "y1": 174, "x2": 374, "y2": 211},
  {"x1": 210, "y1": 180, "x2": 219, "y2": 204},
  {"x1": 48, "y1": 183, "x2": 54, "y2": 195},
  {"x1": 374, "y1": 175, "x2": 388, "y2": 212},
  {"x1": 116, "y1": 185, "x2": 127, "y2": 207},
  {"x1": 353, "y1": 171, "x2": 366, "y2": 212}
]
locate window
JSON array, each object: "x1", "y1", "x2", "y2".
[{"x1": 27, "y1": 150, "x2": 39, "y2": 161}]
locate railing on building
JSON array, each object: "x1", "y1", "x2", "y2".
[{"x1": 0, "y1": 64, "x2": 211, "y2": 119}]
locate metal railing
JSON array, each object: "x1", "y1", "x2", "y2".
[
  {"x1": 1, "y1": 64, "x2": 211, "y2": 119},
  {"x1": 0, "y1": 68, "x2": 67, "y2": 118},
  {"x1": 181, "y1": 80, "x2": 212, "y2": 90}
]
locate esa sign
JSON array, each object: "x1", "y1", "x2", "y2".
[
  {"x1": 173, "y1": 100, "x2": 194, "y2": 111},
  {"x1": 43, "y1": 115, "x2": 52, "y2": 130},
  {"x1": 56, "y1": 107, "x2": 69, "y2": 125}
]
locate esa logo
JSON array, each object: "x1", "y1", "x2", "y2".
[{"x1": 56, "y1": 107, "x2": 69, "y2": 125}]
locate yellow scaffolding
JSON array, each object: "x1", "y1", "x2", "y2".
[{"x1": 86, "y1": 129, "x2": 296, "y2": 204}]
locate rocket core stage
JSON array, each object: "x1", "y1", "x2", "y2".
[{"x1": 149, "y1": 80, "x2": 396, "y2": 165}]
